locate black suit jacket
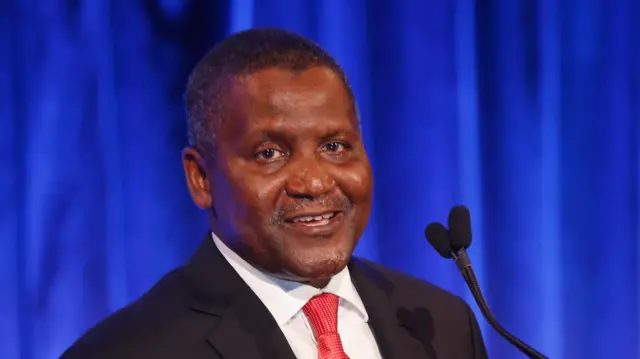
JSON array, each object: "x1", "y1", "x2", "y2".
[{"x1": 61, "y1": 235, "x2": 488, "y2": 359}]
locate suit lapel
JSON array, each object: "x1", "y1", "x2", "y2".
[
  {"x1": 349, "y1": 259, "x2": 437, "y2": 359},
  {"x1": 200, "y1": 292, "x2": 298, "y2": 359},
  {"x1": 183, "y1": 234, "x2": 297, "y2": 359},
  {"x1": 182, "y1": 234, "x2": 438, "y2": 359}
]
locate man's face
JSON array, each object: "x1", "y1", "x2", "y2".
[{"x1": 190, "y1": 67, "x2": 373, "y2": 283}]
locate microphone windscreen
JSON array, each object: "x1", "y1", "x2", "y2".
[
  {"x1": 448, "y1": 205, "x2": 472, "y2": 250},
  {"x1": 425, "y1": 222, "x2": 452, "y2": 258}
]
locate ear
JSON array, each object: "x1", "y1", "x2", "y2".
[{"x1": 182, "y1": 147, "x2": 213, "y2": 210}]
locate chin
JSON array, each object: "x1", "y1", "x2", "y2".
[{"x1": 287, "y1": 250, "x2": 350, "y2": 282}]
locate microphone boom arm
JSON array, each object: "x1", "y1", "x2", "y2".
[{"x1": 451, "y1": 249, "x2": 548, "y2": 359}]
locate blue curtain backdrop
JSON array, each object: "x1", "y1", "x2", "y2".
[{"x1": 1, "y1": 1, "x2": 639, "y2": 358}]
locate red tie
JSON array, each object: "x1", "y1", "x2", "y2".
[{"x1": 302, "y1": 293, "x2": 350, "y2": 359}]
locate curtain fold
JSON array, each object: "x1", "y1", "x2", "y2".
[{"x1": 1, "y1": 1, "x2": 638, "y2": 358}]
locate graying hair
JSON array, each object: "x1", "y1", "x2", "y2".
[{"x1": 183, "y1": 28, "x2": 359, "y2": 157}]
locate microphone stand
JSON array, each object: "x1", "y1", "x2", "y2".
[{"x1": 451, "y1": 249, "x2": 548, "y2": 359}]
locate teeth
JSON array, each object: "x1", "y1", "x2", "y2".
[{"x1": 292, "y1": 212, "x2": 335, "y2": 223}]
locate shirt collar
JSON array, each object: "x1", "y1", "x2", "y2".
[{"x1": 211, "y1": 232, "x2": 369, "y2": 325}]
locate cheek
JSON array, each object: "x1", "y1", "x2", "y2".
[
  {"x1": 251, "y1": 179, "x2": 285, "y2": 219},
  {"x1": 333, "y1": 161, "x2": 373, "y2": 203},
  {"x1": 224, "y1": 168, "x2": 287, "y2": 223},
  {"x1": 335, "y1": 163, "x2": 373, "y2": 237}
]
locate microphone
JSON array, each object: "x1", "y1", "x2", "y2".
[{"x1": 425, "y1": 206, "x2": 548, "y2": 359}]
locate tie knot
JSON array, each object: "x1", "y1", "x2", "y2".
[{"x1": 302, "y1": 293, "x2": 340, "y2": 336}]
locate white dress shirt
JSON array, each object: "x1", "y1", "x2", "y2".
[{"x1": 211, "y1": 232, "x2": 383, "y2": 359}]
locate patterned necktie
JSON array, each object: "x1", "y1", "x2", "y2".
[{"x1": 302, "y1": 293, "x2": 350, "y2": 359}]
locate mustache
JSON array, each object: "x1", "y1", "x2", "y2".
[{"x1": 270, "y1": 195, "x2": 353, "y2": 225}]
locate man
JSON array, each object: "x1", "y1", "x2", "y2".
[{"x1": 61, "y1": 28, "x2": 488, "y2": 359}]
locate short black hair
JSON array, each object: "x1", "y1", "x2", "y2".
[{"x1": 184, "y1": 28, "x2": 356, "y2": 156}]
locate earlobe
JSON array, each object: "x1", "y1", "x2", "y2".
[{"x1": 182, "y1": 147, "x2": 213, "y2": 209}]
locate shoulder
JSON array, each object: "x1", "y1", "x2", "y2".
[
  {"x1": 350, "y1": 257, "x2": 487, "y2": 357},
  {"x1": 351, "y1": 256, "x2": 469, "y2": 309},
  {"x1": 59, "y1": 267, "x2": 206, "y2": 359},
  {"x1": 350, "y1": 257, "x2": 477, "y2": 336}
]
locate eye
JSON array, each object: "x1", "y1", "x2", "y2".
[
  {"x1": 322, "y1": 141, "x2": 348, "y2": 153},
  {"x1": 255, "y1": 148, "x2": 285, "y2": 161}
]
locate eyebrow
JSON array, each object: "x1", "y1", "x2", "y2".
[
  {"x1": 250, "y1": 128, "x2": 354, "y2": 143},
  {"x1": 252, "y1": 129, "x2": 292, "y2": 143},
  {"x1": 318, "y1": 129, "x2": 353, "y2": 141}
]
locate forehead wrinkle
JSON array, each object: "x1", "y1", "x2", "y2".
[
  {"x1": 244, "y1": 67, "x2": 343, "y2": 107},
  {"x1": 219, "y1": 68, "x2": 358, "y2": 141},
  {"x1": 243, "y1": 84, "x2": 329, "y2": 113},
  {"x1": 269, "y1": 90, "x2": 329, "y2": 111}
]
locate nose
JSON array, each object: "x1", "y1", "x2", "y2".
[{"x1": 285, "y1": 159, "x2": 336, "y2": 199}]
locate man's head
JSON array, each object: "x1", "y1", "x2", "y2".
[{"x1": 182, "y1": 28, "x2": 373, "y2": 287}]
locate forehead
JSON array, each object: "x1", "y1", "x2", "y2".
[
  {"x1": 220, "y1": 67, "x2": 357, "y2": 136},
  {"x1": 243, "y1": 67, "x2": 347, "y2": 105}
]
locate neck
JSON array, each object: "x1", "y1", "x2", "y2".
[
  {"x1": 306, "y1": 278, "x2": 331, "y2": 288},
  {"x1": 209, "y1": 228, "x2": 336, "y2": 289}
]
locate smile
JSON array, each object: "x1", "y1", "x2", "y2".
[
  {"x1": 284, "y1": 211, "x2": 344, "y2": 234},
  {"x1": 290, "y1": 212, "x2": 337, "y2": 225}
]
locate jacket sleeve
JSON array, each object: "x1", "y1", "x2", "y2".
[{"x1": 466, "y1": 303, "x2": 489, "y2": 359}]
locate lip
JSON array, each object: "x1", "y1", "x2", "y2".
[
  {"x1": 282, "y1": 211, "x2": 345, "y2": 236},
  {"x1": 284, "y1": 209, "x2": 344, "y2": 222}
]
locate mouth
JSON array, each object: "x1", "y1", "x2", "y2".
[{"x1": 284, "y1": 211, "x2": 342, "y2": 227}]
